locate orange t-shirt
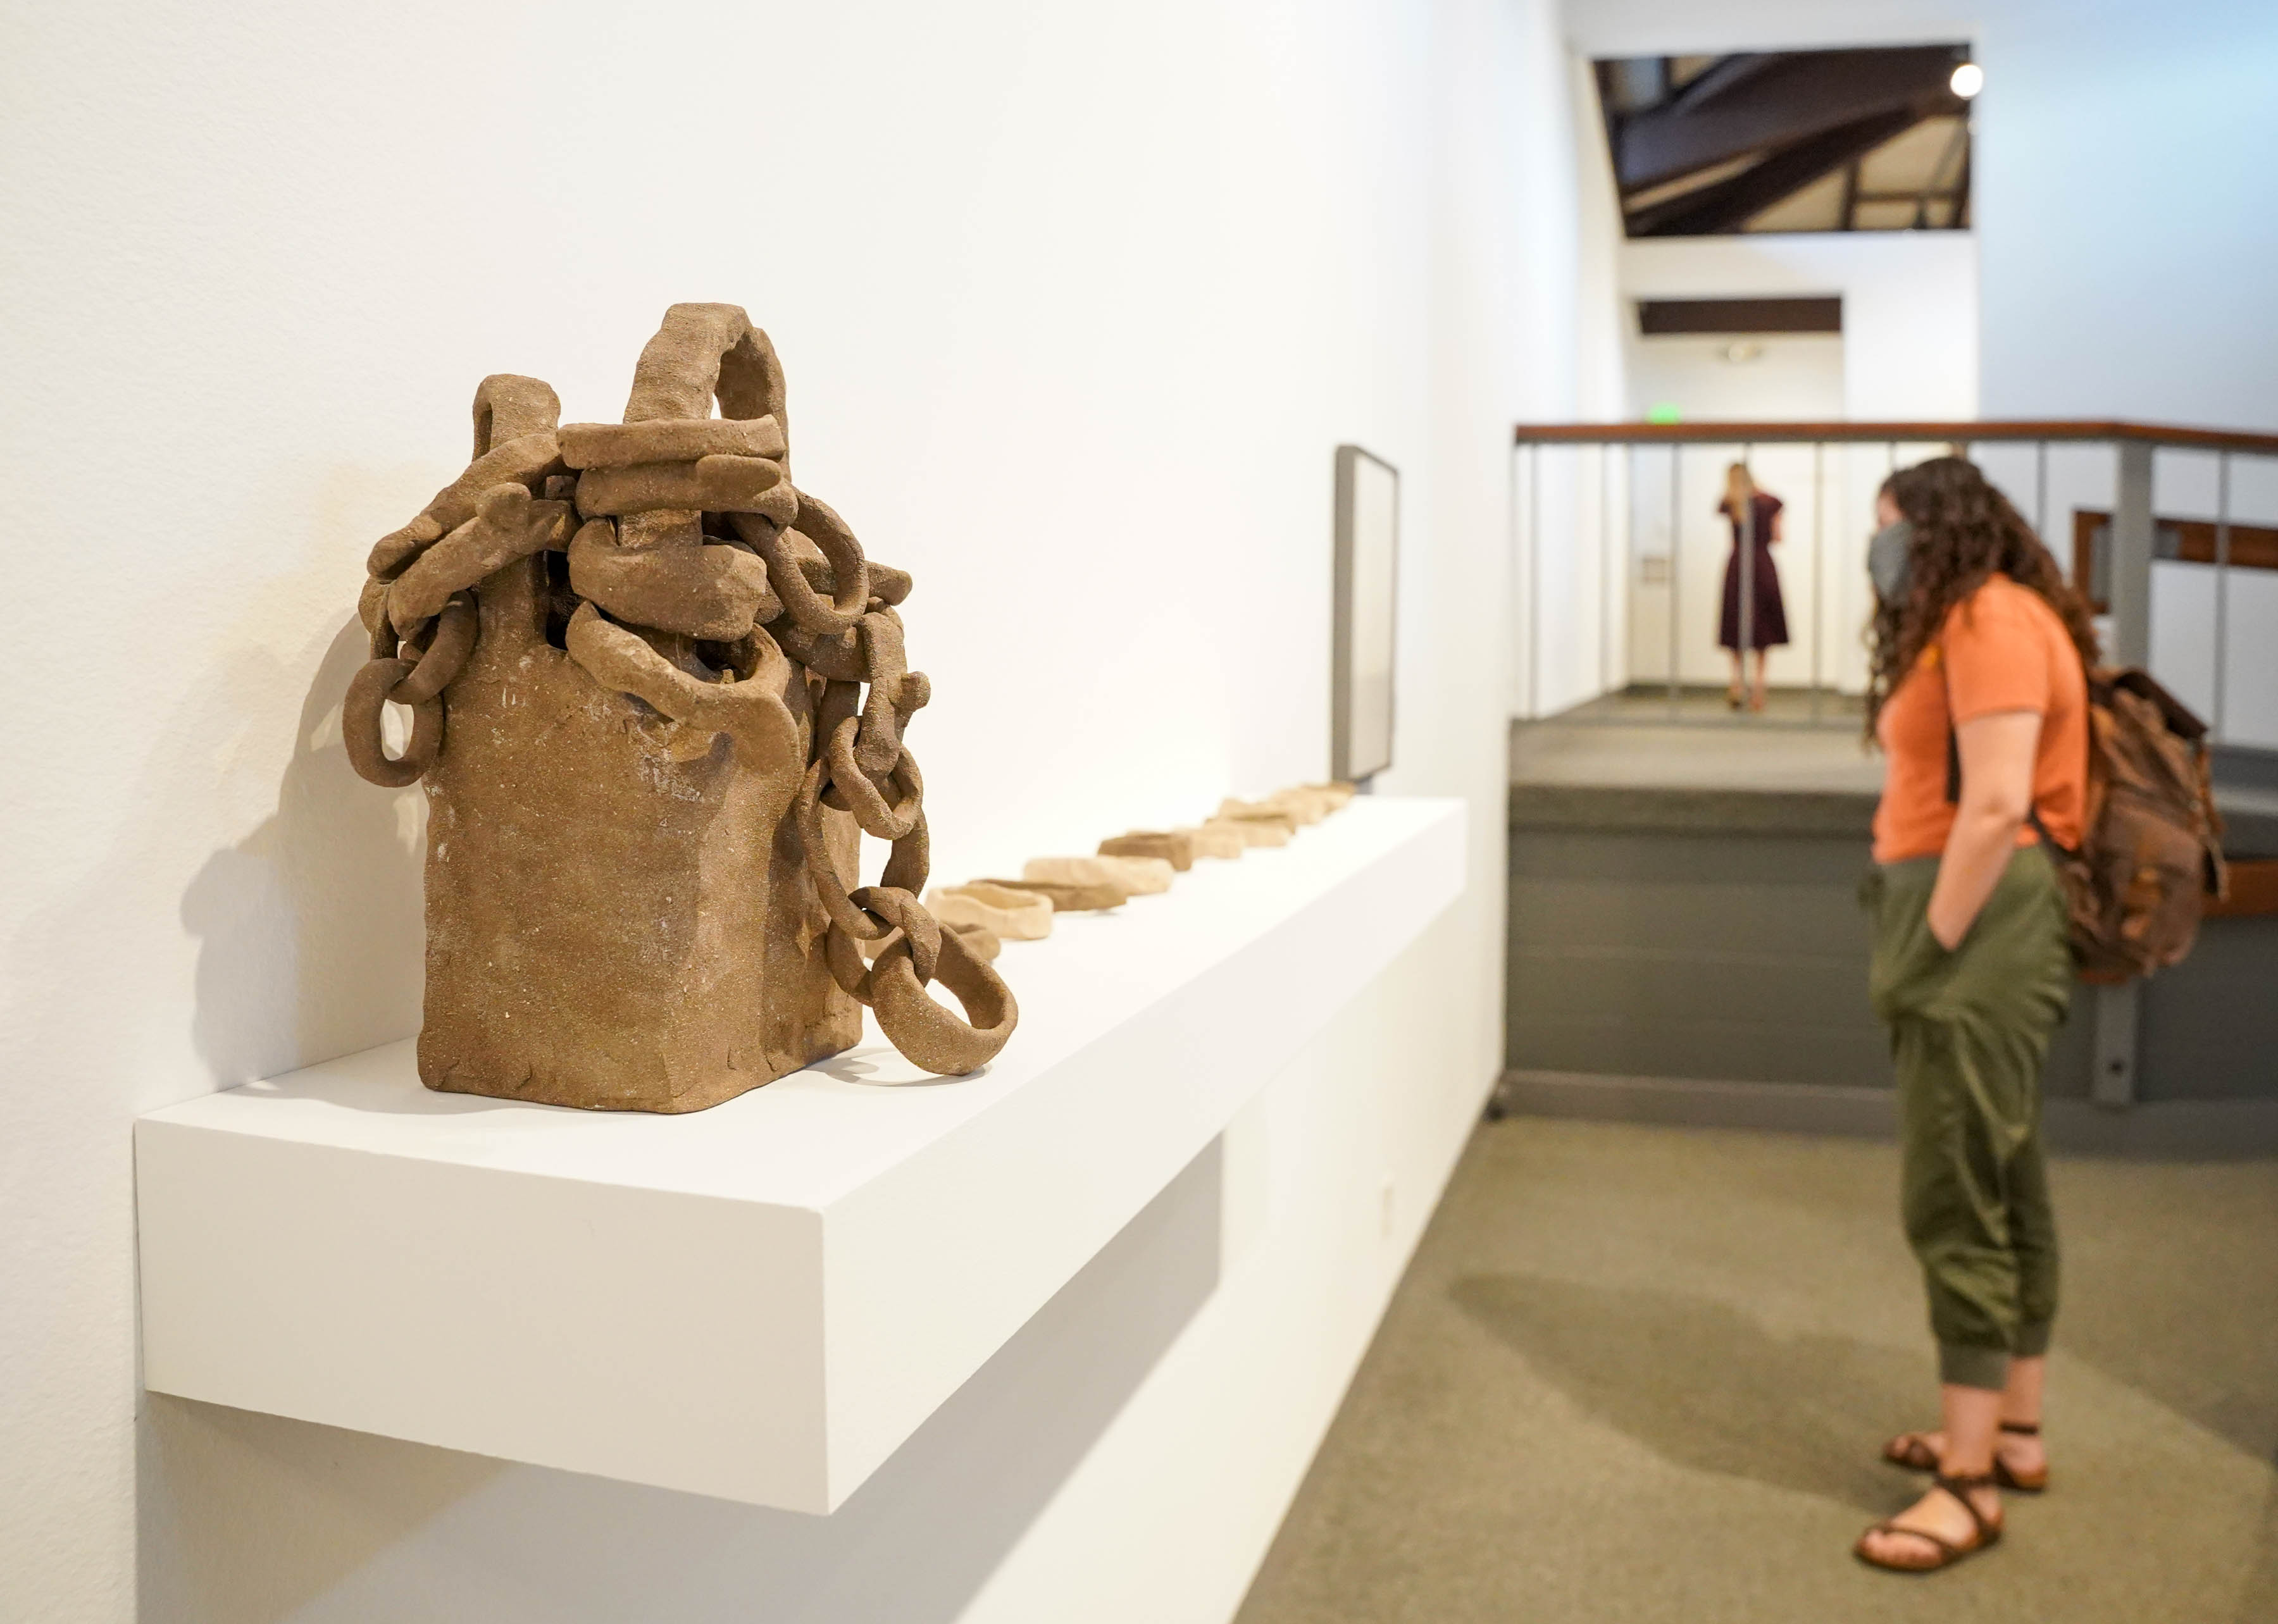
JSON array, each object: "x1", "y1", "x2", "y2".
[{"x1": 1871, "y1": 575, "x2": 2088, "y2": 864}]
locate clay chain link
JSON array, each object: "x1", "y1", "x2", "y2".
[
  {"x1": 345, "y1": 304, "x2": 1014, "y2": 1075},
  {"x1": 342, "y1": 592, "x2": 480, "y2": 785}
]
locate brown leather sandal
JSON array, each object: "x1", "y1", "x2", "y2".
[
  {"x1": 1883, "y1": 1422, "x2": 2048, "y2": 1493},
  {"x1": 1854, "y1": 1472, "x2": 2004, "y2": 1574},
  {"x1": 1882, "y1": 1431, "x2": 1941, "y2": 1472},
  {"x1": 1993, "y1": 1421, "x2": 2048, "y2": 1493}
]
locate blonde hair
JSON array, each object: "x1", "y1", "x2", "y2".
[{"x1": 1723, "y1": 461, "x2": 1755, "y2": 516}]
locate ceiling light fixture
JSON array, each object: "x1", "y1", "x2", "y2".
[{"x1": 1950, "y1": 61, "x2": 1984, "y2": 99}]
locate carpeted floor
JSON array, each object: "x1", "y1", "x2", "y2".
[{"x1": 1235, "y1": 1118, "x2": 2278, "y2": 1624}]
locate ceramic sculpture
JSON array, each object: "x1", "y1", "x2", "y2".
[
  {"x1": 1175, "y1": 824, "x2": 1247, "y2": 860},
  {"x1": 924, "y1": 884, "x2": 1055, "y2": 941},
  {"x1": 1209, "y1": 817, "x2": 1286, "y2": 848},
  {"x1": 1217, "y1": 797, "x2": 1301, "y2": 833},
  {"x1": 983, "y1": 878, "x2": 1131, "y2": 911},
  {"x1": 1025, "y1": 855, "x2": 1176, "y2": 895},
  {"x1": 344, "y1": 304, "x2": 1016, "y2": 1110},
  {"x1": 1099, "y1": 831, "x2": 1195, "y2": 871}
]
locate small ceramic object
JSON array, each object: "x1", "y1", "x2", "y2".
[
  {"x1": 1099, "y1": 831, "x2": 1193, "y2": 871},
  {"x1": 864, "y1": 920, "x2": 1001, "y2": 962},
  {"x1": 1174, "y1": 823, "x2": 1246, "y2": 860},
  {"x1": 1204, "y1": 816, "x2": 1289, "y2": 848},
  {"x1": 925, "y1": 883, "x2": 1054, "y2": 941},
  {"x1": 1024, "y1": 854, "x2": 1175, "y2": 895},
  {"x1": 1216, "y1": 799, "x2": 1299, "y2": 835},
  {"x1": 1265, "y1": 790, "x2": 1331, "y2": 825},
  {"x1": 981, "y1": 877, "x2": 1129, "y2": 911}
]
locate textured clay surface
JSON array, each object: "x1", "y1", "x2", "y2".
[
  {"x1": 345, "y1": 305, "x2": 1015, "y2": 1111},
  {"x1": 1099, "y1": 831, "x2": 1195, "y2": 871}
]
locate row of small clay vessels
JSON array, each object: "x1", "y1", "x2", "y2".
[{"x1": 919, "y1": 783, "x2": 1357, "y2": 947}]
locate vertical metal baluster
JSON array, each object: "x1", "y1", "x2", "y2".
[
  {"x1": 1600, "y1": 444, "x2": 1612, "y2": 697},
  {"x1": 2112, "y1": 438, "x2": 2154, "y2": 669},
  {"x1": 2096, "y1": 431, "x2": 2156, "y2": 1110},
  {"x1": 1508, "y1": 437, "x2": 1519, "y2": 722},
  {"x1": 1529, "y1": 443, "x2": 1543, "y2": 717},
  {"x1": 1811, "y1": 438, "x2": 1826, "y2": 723},
  {"x1": 2093, "y1": 984, "x2": 2139, "y2": 1110},
  {"x1": 2214, "y1": 449, "x2": 2232, "y2": 743},
  {"x1": 1668, "y1": 445, "x2": 1682, "y2": 718},
  {"x1": 1622, "y1": 444, "x2": 1635, "y2": 701},
  {"x1": 1738, "y1": 443, "x2": 1755, "y2": 719}
]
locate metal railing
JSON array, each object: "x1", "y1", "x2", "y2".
[{"x1": 1510, "y1": 419, "x2": 2278, "y2": 741}]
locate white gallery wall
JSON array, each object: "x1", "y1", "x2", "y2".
[
  {"x1": 0, "y1": 2, "x2": 1584, "y2": 1621},
  {"x1": 1508, "y1": 58, "x2": 1629, "y2": 718},
  {"x1": 1621, "y1": 233, "x2": 1979, "y2": 425}
]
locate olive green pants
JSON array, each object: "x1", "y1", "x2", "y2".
[{"x1": 1865, "y1": 843, "x2": 2075, "y2": 1391}]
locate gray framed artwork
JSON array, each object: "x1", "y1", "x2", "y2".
[{"x1": 1331, "y1": 444, "x2": 1400, "y2": 783}]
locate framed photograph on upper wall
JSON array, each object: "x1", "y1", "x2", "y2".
[{"x1": 1331, "y1": 444, "x2": 1399, "y2": 784}]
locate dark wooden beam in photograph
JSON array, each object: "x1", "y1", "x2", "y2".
[
  {"x1": 1636, "y1": 297, "x2": 1843, "y2": 335},
  {"x1": 1614, "y1": 45, "x2": 1967, "y2": 193},
  {"x1": 1627, "y1": 106, "x2": 1921, "y2": 237}
]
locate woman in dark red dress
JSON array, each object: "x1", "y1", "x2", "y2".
[{"x1": 1717, "y1": 462, "x2": 1789, "y2": 711}]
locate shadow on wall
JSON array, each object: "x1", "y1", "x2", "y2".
[
  {"x1": 127, "y1": 614, "x2": 439, "y2": 1618},
  {"x1": 136, "y1": 1132, "x2": 1227, "y2": 1624},
  {"x1": 181, "y1": 616, "x2": 426, "y2": 1084},
  {"x1": 4, "y1": 600, "x2": 425, "y2": 1118},
  {"x1": 135, "y1": 1398, "x2": 505, "y2": 1624},
  {"x1": 0, "y1": 588, "x2": 433, "y2": 1618}
]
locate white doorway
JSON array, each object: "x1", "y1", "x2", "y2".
[{"x1": 1622, "y1": 332, "x2": 1853, "y2": 697}]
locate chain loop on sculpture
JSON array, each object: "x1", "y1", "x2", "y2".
[
  {"x1": 389, "y1": 594, "x2": 479, "y2": 706},
  {"x1": 343, "y1": 592, "x2": 482, "y2": 786},
  {"x1": 342, "y1": 659, "x2": 444, "y2": 786}
]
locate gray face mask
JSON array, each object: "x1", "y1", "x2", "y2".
[{"x1": 1868, "y1": 519, "x2": 1914, "y2": 605}]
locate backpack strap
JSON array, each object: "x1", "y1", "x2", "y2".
[
  {"x1": 1939, "y1": 647, "x2": 1962, "y2": 806},
  {"x1": 1945, "y1": 700, "x2": 1962, "y2": 806}
]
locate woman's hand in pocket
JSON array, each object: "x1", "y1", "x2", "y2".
[{"x1": 1927, "y1": 895, "x2": 1972, "y2": 951}]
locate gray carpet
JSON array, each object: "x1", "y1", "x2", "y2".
[{"x1": 1235, "y1": 1118, "x2": 2278, "y2": 1623}]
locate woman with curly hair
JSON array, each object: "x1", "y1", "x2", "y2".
[{"x1": 1852, "y1": 456, "x2": 2096, "y2": 1575}]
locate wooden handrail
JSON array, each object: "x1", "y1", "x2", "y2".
[
  {"x1": 1512, "y1": 419, "x2": 2278, "y2": 455},
  {"x1": 2210, "y1": 858, "x2": 2278, "y2": 919}
]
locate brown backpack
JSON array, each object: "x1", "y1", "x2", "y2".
[
  {"x1": 1953, "y1": 668, "x2": 2227, "y2": 982},
  {"x1": 2060, "y1": 670, "x2": 2229, "y2": 981}
]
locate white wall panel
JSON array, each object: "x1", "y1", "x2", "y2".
[{"x1": 0, "y1": 0, "x2": 1563, "y2": 1618}]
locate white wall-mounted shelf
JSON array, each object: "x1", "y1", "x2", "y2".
[{"x1": 135, "y1": 797, "x2": 1465, "y2": 1513}]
